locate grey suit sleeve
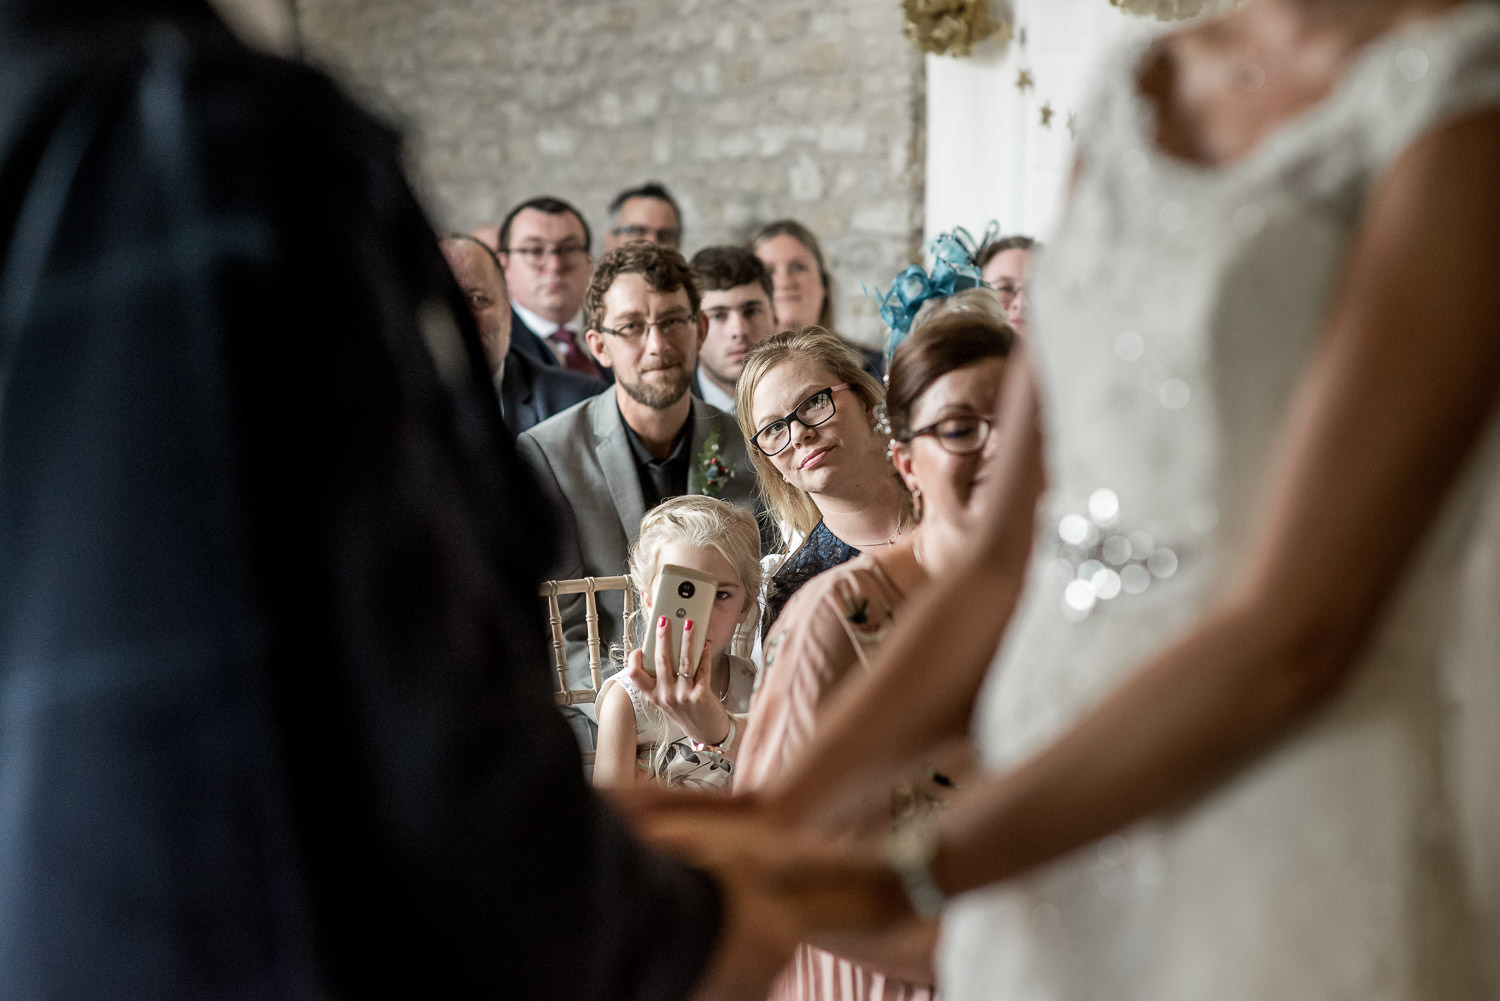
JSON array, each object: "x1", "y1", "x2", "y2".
[
  {"x1": 516, "y1": 431, "x2": 586, "y2": 582},
  {"x1": 515, "y1": 430, "x2": 599, "y2": 691}
]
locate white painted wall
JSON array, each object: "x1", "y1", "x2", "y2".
[{"x1": 924, "y1": 1, "x2": 1157, "y2": 247}]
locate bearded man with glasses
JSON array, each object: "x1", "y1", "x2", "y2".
[{"x1": 517, "y1": 243, "x2": 768, "y2": 761}]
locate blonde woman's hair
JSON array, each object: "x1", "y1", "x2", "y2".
[
  {"x1": 734, "y1": 326, "x2": 889, "y2": 543},
  {"x1": 626, "y1": 495, "x2": 764, "y2": 649}
]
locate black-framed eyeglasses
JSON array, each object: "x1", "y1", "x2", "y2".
[
  {"x1": 750, "y1": 384, "x2": 849, "y2": 457},
  {"x1": 901, "y1": 416, "x2": 993, "y2": 455},
  {"x1": 501, "y1": 242, "x2": 590, "y2": 268},
  {"x1": 610, "y1": 224, "x2": 682, "y2": 246},
  {"x1": 597, "y1": 312, "x2": 697, "y2": 342}
]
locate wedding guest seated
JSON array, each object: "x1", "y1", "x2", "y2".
[
  {"x1": 496, "y1": 194, "x2": 609, "y2": 380},
  {"x1": 975, "y1": 233, "x2": 1037, "y2": 337},
  {"x1": 737, "y1": 328, "x2": 909, "y2": 639},
  {"x1": 517, "y1": 243, "x2": 762, "y2": 751},
  {"x1": 735, "y1": 307, "x2": 1017, "y2": 1001},
  {"x1": 605, "y1": 180, "x2": 684, "y2": 250},
  {"x1": 594, "y1": 496, "x2": 763, "y2": 792},
  {"x1": 438, "y1": 233, "x2": 599, "y2": 433},
  {"x1": 690, "y1": 245, "x2": 777, "y2": 413},
  {"x1": 750, "y1": 218, "x2": 884, "y2": 378}
]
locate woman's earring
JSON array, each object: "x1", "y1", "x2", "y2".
[{"x1": 911, "y1": 486, "x2": 923, "y2": 522}]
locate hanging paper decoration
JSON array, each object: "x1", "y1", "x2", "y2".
[{"x1": 902, "y1": 0, "x2": 1012, "y2": 57}]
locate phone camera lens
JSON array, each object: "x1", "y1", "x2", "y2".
[{"x1": 677, "y1": 580, "x2": 695, "y2": 599}]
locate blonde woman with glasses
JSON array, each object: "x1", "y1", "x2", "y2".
[{"x1": 736, "y1": 328, "x2": 910, "y2": 639}]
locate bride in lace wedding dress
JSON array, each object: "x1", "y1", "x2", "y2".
[{"x1": 724, "y1": 2, "x2": 1500, "y2": 999}]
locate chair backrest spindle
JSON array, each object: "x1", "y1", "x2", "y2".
[{"x1": 537, "y1": 574, "x2": 635, "y2": 706}]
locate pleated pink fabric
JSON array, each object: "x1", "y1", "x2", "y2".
[{"x1": 737, "y1": 543, "x2": 938, "y2": 1001}]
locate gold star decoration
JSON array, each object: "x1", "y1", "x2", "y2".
[
  {"x1": 1039, "y1": 101, "x2": 1054, "y2": 127},
  {"x1": 1016, "y1": 68, "x2": 1034, "y2": 93}
]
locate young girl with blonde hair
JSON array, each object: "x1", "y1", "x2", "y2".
[{"x1": 593, "y1": 495, "x2": 763, "y2": 791}]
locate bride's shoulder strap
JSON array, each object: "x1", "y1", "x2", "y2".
[{"x1": 1361, "y1": 3, "x2": 1500, "y2": 173}]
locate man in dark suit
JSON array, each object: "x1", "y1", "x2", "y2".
[
  {"x1": 499, "y1": 349, "x2": 606, "y2": 434},
  {"x1": 489, "y1": 195, "x2": 608, "y2": 381},
  {"x1": 441, "y1": 234, "x2": 600, "y2": 433}
]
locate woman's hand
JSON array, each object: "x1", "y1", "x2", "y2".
[
  {"x1": 623, "y1": 616, "x2": 735, "y2": 747},
  {"x1": 643, "y1": 800, "x2": 916, "y2": 935}
]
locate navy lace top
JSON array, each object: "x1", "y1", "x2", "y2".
[{"x1": 761, "y1": 520, "x2": 860, "y2": 641}]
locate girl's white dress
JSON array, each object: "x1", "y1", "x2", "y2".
[
  {"x1": 602, "y1": 653, "x2": 756, "y2": 791},
  {"x1": 943, "y1": 6, "x2": 1500, "y2": 999}
]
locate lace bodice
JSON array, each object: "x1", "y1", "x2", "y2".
[
  {"x1": 944, "y1": 6, "x2": 1500, "y2": 1000},
  {"x1": 1032, "y1": 1, "x2": 1500, "y2": 585}
]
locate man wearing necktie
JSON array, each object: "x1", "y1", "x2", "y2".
[{"x1": 494, "y1": 195, "x2": 610, "y2": 383}]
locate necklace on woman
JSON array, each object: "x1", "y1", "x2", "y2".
[{"x1": 844, "y1": 519, "x2": 905, "y2": 550}]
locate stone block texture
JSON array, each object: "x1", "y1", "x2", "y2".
[{"x1": 294, "y1": 0, "x2": 926, "y2": 348}]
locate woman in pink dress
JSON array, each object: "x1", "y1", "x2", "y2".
[{"x1": 735, "y1": 304, "x2": 1020, "y2": 1000}]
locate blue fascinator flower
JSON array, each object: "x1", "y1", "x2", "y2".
[{"x1": 869, "y1": 224, "x2": 994, "y2": 373}]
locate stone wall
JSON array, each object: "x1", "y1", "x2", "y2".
[{"x1": 293, "y1": 0, "x2": 925, "y2": 348}]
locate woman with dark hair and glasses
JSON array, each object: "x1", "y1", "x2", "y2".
[
  {"x1": 976, "y1": 234, "x2": 1037, "y2": 338},
  {"x1": 736, "y1": 328, "x2": 909, "y2": 639},
  {"x1": 732, "y1": 311, "x2": 1016, "y2": 1001}
]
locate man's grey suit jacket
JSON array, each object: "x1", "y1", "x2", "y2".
[{"x1": 516, "y1": 391, "x2": 760, "y2": 692}]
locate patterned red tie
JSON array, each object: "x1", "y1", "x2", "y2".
[{"x1": 551, "y1": 327, "x2": 597, "y2": 376}]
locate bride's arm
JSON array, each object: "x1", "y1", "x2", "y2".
[{"x1": 923, "y1": 109, "x2": 1500, "y2": 895}]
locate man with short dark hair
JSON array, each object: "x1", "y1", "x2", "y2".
[
  {"x1": 494, "y1": 195, "x2": 604, "y2": 379},
  {"x1": 517, "y1": 243, "x2": 761, "y2": 710},
  {"x1": 440, "y1": 233, "x2": 600, "y2": 433},
  {"x1": 689, "y1": 246, "x2": 776, "y2": 413},
  {"x1": 604, "y1": 181, "x2": 683, "y2": 250}
]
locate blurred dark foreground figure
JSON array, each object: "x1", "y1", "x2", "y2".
[{"x1": 0, "y1": 2, "x2": 787, "y2": 998}]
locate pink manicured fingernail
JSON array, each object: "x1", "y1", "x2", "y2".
[
  {"x1": 658, "y1": 616, "x2": 667, "y2": 628},
  {"x1": 683, "y1": 619, "x2": 693, "y2": 631}
]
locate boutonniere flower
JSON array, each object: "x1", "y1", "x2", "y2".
[{"x1": 693, "y1": 430, "x2": 734, "y2": 497}]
